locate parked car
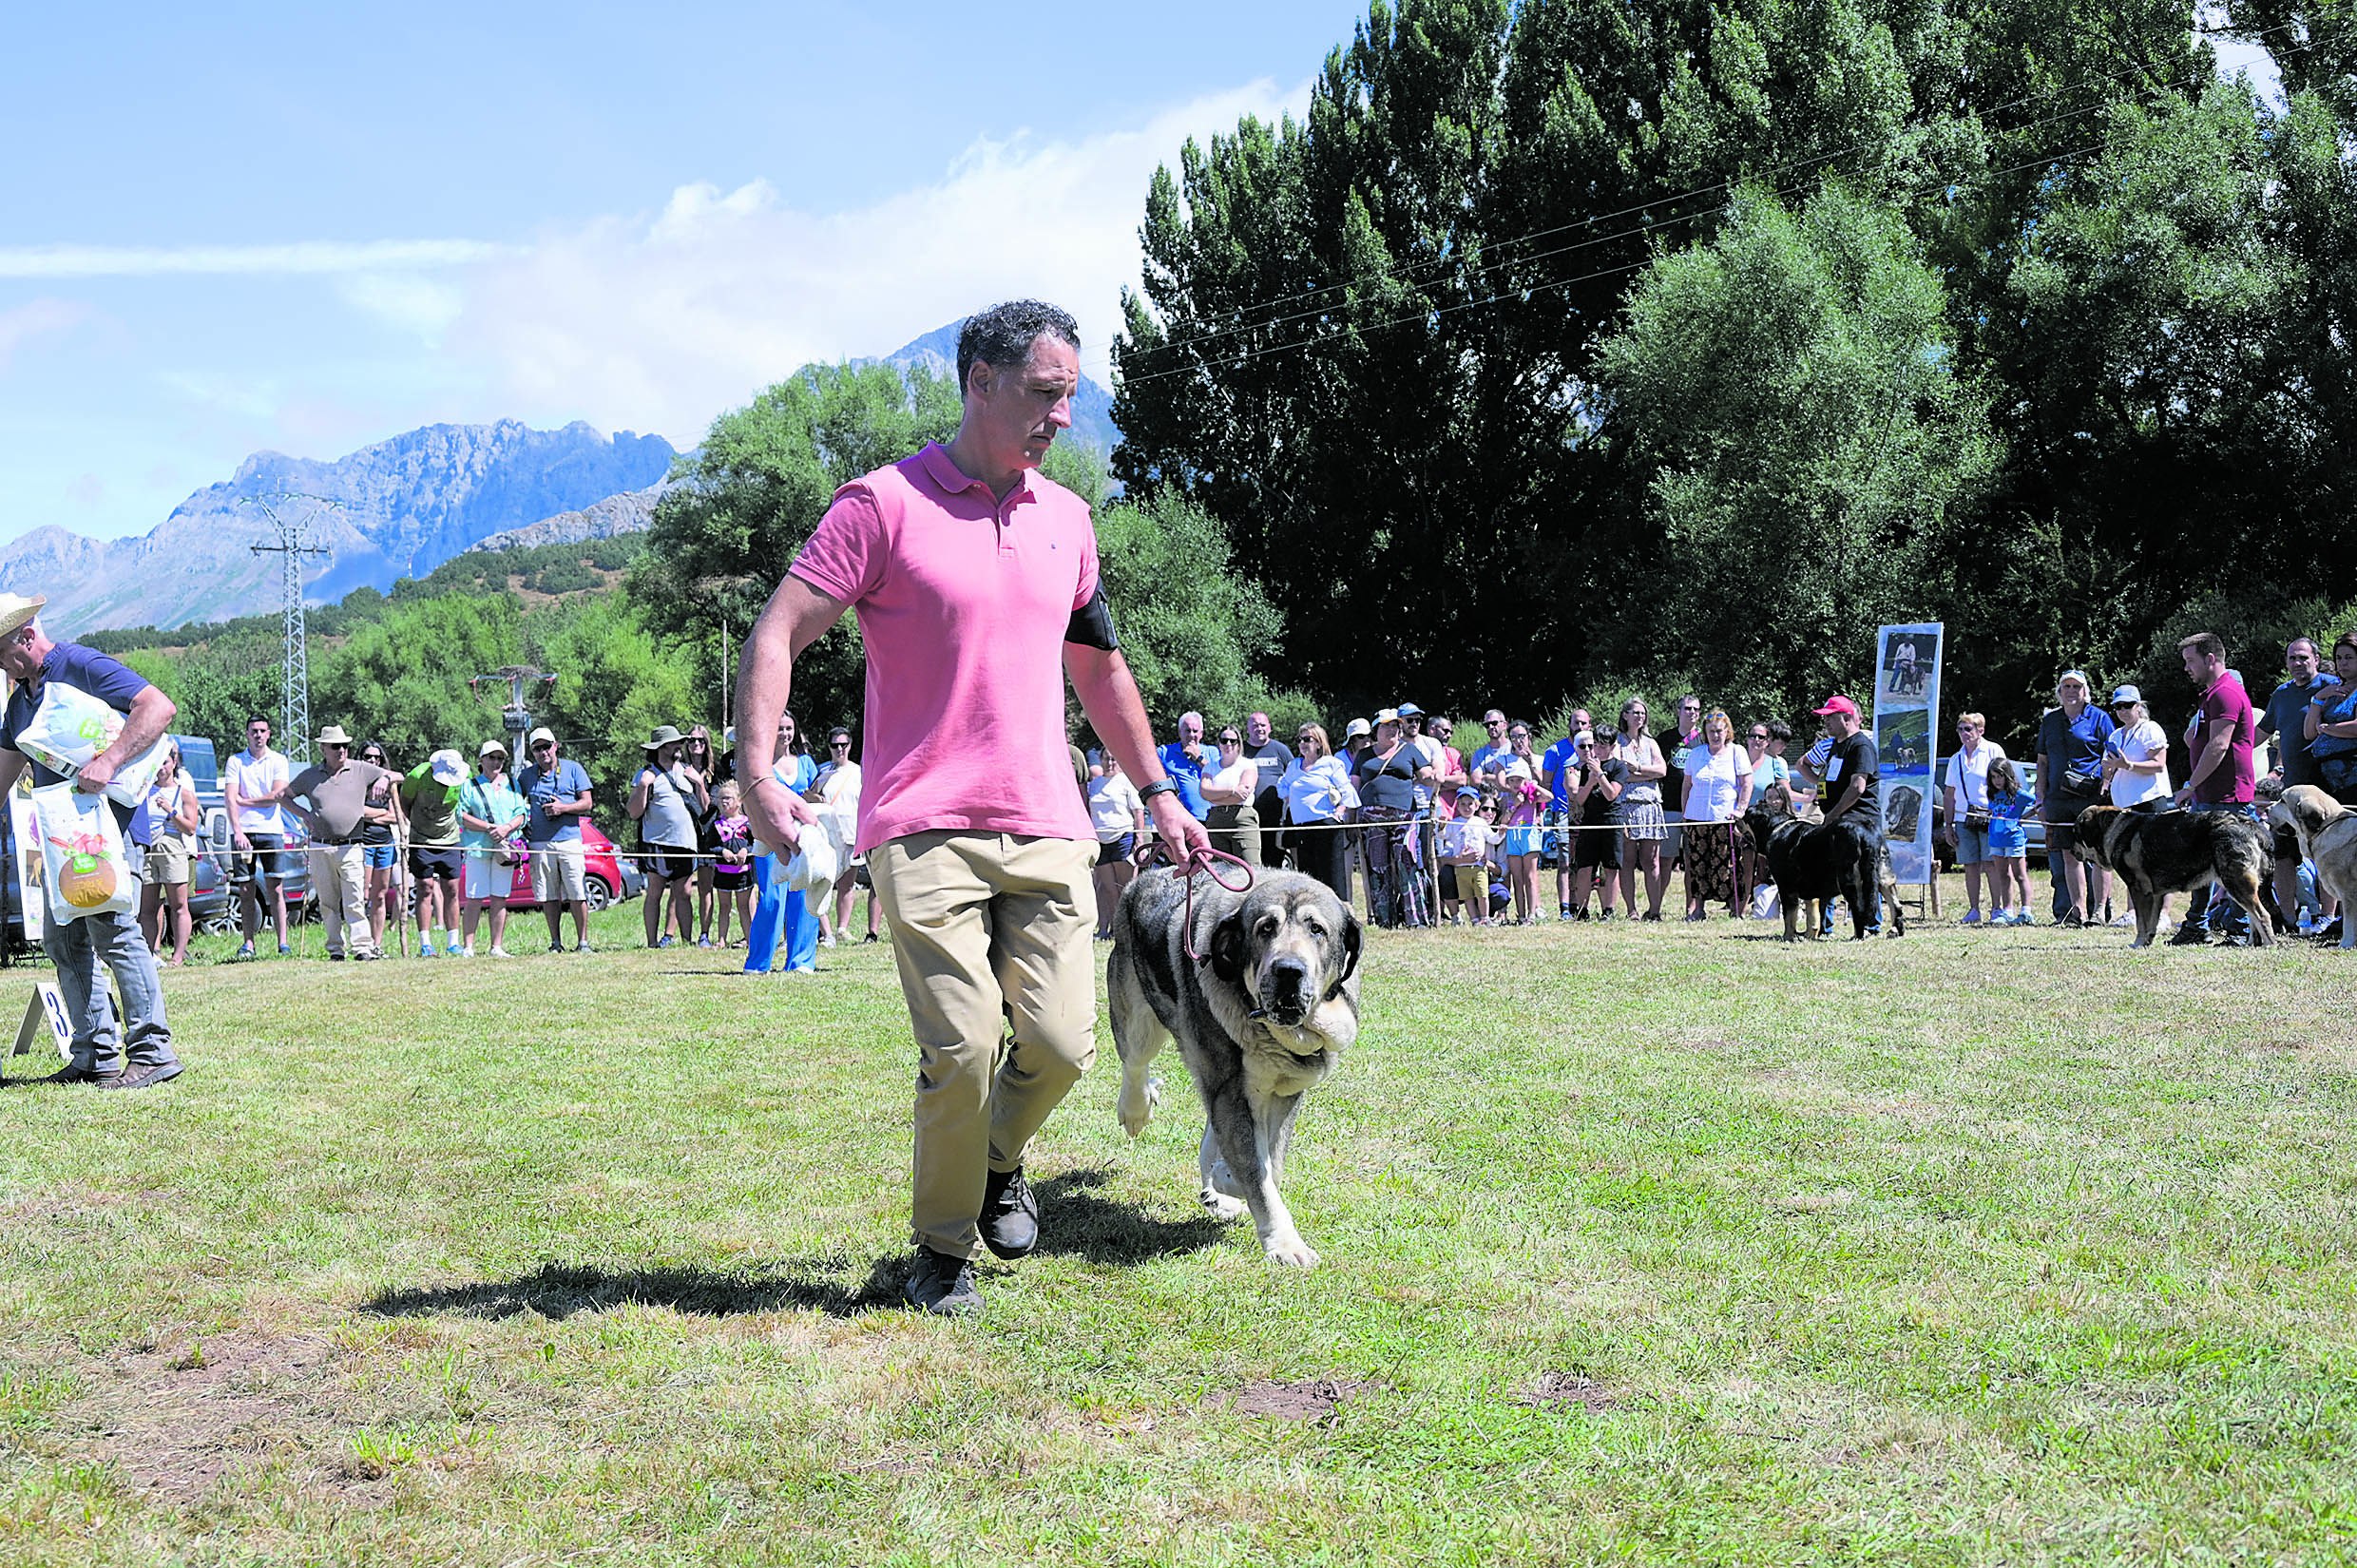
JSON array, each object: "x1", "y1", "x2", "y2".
[
  {"x1": 180, "y1": 735, "x2": 316, "y2": 933},
  {"x1": 491, "y1": 819, "x2": 643, "y2": 912}
]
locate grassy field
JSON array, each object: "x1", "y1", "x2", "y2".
[{"x1": 4, "y1": 881, "x2": 2357, "y2": 1565}]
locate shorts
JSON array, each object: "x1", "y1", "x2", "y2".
[
  {"x1": 463, "y1": 850, "x2": 514, "y2": 902},
  {"x1": 409, "y1": 844, "x2": 464, "y2": 883},
  {"x1": 2042, "y1": 787, "x2": 2101, "y2": 851},
  {"x1": 1097, "y1": 833, "x2": 1136, "y2": 866},
  {"x1": 714, "y1": 866, "x2": 754, "y2": 891},
  {"x1": 1504, "y1": 825, "x2": 1544, "y2": 858},
  {"x1": 142, "y1": 835, "x2": 193, "y2": 888},
  {"x1": 638, "y1": 843, "x2": 696, "y2": 881},
  {"x1": 1575, "y1": 822, "x2": 1622, "y2": 870},
  {"x1": 530, "y1": 837, "x2": 587, "y2": 903},
  {"x1": 1954, "y1": 822, "x2": 1990, "y2": 865},
  {"x1": 236, "y1": 832, "x2": 295, "y2": 888},
  {"x1": 363, "y1": 843, "x2": 399, "y2": 870},
  {"x1": 1451, "y1": 863, "x2": 1485, "y2": 908}
]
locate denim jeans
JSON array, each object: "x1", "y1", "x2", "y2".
[
  {"x1": 2175, "y1": 802, "x2": 2263, "y2": 939},
  {"x1": 43, "y1": 905, "x2": 177, "y2": 1074}
]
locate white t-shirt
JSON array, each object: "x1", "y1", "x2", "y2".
[
  {"x1": 1087, "y1": 773, "x2": 1143, "y2": 840},
  {"x1": 2108, "y1": 719, "x2": 2172, "y2": 807},
  {"x1": 1682, "y1": 742, "x2": 1748, "y2": 822},
  {"x1": 227, "y1": 747, "x2": 289, "y2": 834},
  {"x1": 1944, "y1": 740, "x2": 2006, "y2": 811},
  {"x1": 1441, "y1": 817, "x2": 1495, "y2": 861},
  {"x1": 1209, "y1": 757, "x2": 1256, "y2": 803}
]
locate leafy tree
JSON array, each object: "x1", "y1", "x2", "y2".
[
  {"x1": 309, "y1": 593, "x2": 526, "y2": 766},
  {"x1": 1092, "y1": 491, "x2": 1286, "y2": 731},
  {"x1": 521, "y1": 589, "x2": 701, "y2": 803},
  {"x1": 1596, "y1": 185, "x2": 1996, "y2": 717},
  {"x1": 631, "y1": 361, "x2": 961, "y2": 735}
]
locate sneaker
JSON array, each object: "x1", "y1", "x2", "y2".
[
  {"x1": 863, "y1": 932, "x2": 879, "y2": 944},
  {"x1": 489, "y1": 947, "x2": 510, "y2": 958},
  {"x1": 445, "y1": 941, "x2": 464, "y2": 957},
  {"x1": 2169, "y1": 924, "x2": 2210, "y2": 947},
  {"x1": 2017, "y1": 911, "x2": 2036, "y2": 927},
  {"x1": 697, "y1": 936, "x2": 714, "y2": 948},
  {"x1": 1597, "y1": 908, "x2": 1615, "y2": 922},
  {"x1": 328, "y1": 952, "x2": 347, "y2": 962},
  {"x1": 1960, "y1": 909, "x2": 1982, "y2": 927},
  {"x1": 1559, "y1": 903, "x2": 1574, "y2": 921},
  {"x1": 99, "y1": 1061, "x2": 183, "y2": 1091},
  {"x1": 654, "y1": 935, "x2": 675, "y2": 949},
  {"x1": 236, "y1": 940, "x2": 256, "y2": 960},
  {"x1": 278, "y1": 942, "x2": 291, "y2": 955},
  {"x1": 2223, "y1": 931, "x2": 2255, "y2": 949},
  {"x1": 575, "y1": 940, "x2": 595, "y2": 954},
  {"x1": 418, "y1": 943, "x2": 436, "y2": 960},
  {"x1": 459, "y1": 945, "x2": 476, "y2": 958},
  {"x1": 979, "y1": 1165, "x2": 1041, "y2": 1259},
  {"x1": 354, "y1": 952, "x2": 381, "y2": 963},
  {"x1": 902, "y1": 1248, "x2": 984, "y2": 1316},
  {"x1": 2110, "y1": 912, "x2": 2136, "y2": 927},
  {"x1": 549, "y1": 940, "x2": 565, "y2": 954},
  {"x1": 2314, "y1": 917, "x2": 2345, "y2": 945}
]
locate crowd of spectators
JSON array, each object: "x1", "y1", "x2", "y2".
[{"x1": 1119, "y1": 630, "x2": 2356, "y2": 947}]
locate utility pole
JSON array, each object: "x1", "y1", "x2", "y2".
[
  {"x1": 242, "y1": 493, "x2": 337, "y2": 763},
  {"x1": 468, "y1": 666, "x2": 559, "y2": 757}
]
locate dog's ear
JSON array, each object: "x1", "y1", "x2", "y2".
[
  {"x1": 1207, "y1": 910, "x2": 1248, "y2": 985},
  {"x1": 1326, "y1": 911, "x2": 1364, "y2": 1000}
]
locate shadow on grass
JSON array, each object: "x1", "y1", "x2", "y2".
[
  {"x1": 1031, "y1": 1166, "x2": 1229, "y2": 1265},
  {"x1": 360, "y1": 1253, "x2": 905, "y2": 1321},
  {"x1": 356, "y1": 1172, "x2": 1221, "y2": 1323}
]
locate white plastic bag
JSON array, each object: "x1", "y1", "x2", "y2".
[
  {"x1": 32, "y1": 781, "x2": 136, "y2": 922},
  {"x1": 15, "y1": 682, "x2": 164, "y2": 808}
]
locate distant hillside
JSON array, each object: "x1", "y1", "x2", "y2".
[
  {"x1": 468, "y1": 483, "x2": 670, "y2": 553},
  {"x1": 880, "y1": 322, "x2": 1119, "y2": 455},
  {"x1": 1, "y1": 421, "x2": 675, "y2": 637}
]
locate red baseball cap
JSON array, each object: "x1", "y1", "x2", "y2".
[{"x1": 1812, "y1": 695, "x2": 1860, "y2": 718}]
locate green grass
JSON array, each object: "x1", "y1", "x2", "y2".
[{"x1": 5, "y1": 884, "x2": 2357, "y2": 1564}]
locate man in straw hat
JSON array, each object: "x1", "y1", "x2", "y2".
[
  {"x1": 284, "y1": 725, "x2": 396, "y2": 962},
  {"x1": 0, "y1": 594, "x2": 186, "y2": 1087},
  {"x1": 737, "y1": 298, "x2": 1210, "y2": 1316}
]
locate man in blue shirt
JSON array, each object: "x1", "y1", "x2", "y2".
[
  {"x1": 1156, "y1": 711, "x2": 1212, "y2": 824},
  {"x1": 519, "y1": 725, "x2": 597, "y2": 953},
  {"x1": 2257, "y1": 637, "x2": 2330, "y2": 927},
  {"x1": 0, "y1": 595, "x2": 184, "y2": 1088}
]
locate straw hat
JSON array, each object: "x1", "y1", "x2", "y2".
[
  {"x1": 0, "y1": 594, "x2": 44, "y2": 639},
  {"x1": 315, "y1": 724, "x2": 355, "y2": 747}
]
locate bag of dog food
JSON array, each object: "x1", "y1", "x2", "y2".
[
  {"x1": 14, "y1": 681, "x2": 165, "y2": 808},
  {"x1": 32, "y1": 781, "x2": 137, "y2": 923}
]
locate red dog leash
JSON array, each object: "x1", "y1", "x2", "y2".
[{"x1": 1146, "y1": 839, "x2": 1258, "y2": 966}]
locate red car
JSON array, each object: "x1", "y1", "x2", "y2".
[{"x1": 490, "y1": 819, "x2": 642, "y2": 912}]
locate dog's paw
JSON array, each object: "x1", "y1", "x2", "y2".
[
  {"x1": 1262, "y1": 1233, "x2": 1320, "y2": 1269},
  {"x1": 1116, "y1": 1074, "x2": 1161, "y2": 1138},
  {"x1": 1199, "y1": 1190, "x2": 1249, "y2": 1222}
]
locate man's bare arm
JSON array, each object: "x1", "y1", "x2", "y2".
[
  {"x1": 736, "y1": 573, "x2": 849, "y2": 851},
  {"x1": 1066, "y1": 643, "x2": 1211, "y2": 861}
]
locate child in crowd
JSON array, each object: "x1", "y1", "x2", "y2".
[
  {"x1": 1481, "y1": 792, "x2": 1512, "y2": 921},
  {"x1": 709, "y1": 780, "x2": 755, "y2": 947},
  {"x1": 1439, "y1": 785, "x2": 1497, "y2": 925},
  {"x1": 1983, "y1": 757, "x2": 2035, "y2": 926},
  {"x1": 1501, "y1": 761, "x2": 1547, "y2": 924}
]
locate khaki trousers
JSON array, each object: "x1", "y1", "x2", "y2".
[
  {"x1": 869, "y1": 831, "x2": 1099, "y2": 1261},
  {"x1": 308, "y1": 843, "x2": 376, "y2": 958}
]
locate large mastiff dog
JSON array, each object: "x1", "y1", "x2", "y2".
[
  {"x1": 1743, "y1": 784, "x2": 1904, "y2": 941},
  {"x1": 2067, "y1": 803, "x2": 2280, "y2": 947},
  {"x1": 2271, "y1": 785, "x2": 2357, "y2": 949},
  {"x1": 1106, "y1": 866, "x2": 1363, "y2": 1267}
]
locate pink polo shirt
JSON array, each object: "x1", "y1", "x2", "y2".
[{"x1": 790, "y1": 443, "x2": 1099, "y2": 856}]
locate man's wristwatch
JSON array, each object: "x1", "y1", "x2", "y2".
[{"x1": 1138, "y1": 778, "x2": 1178, "y2": 803}]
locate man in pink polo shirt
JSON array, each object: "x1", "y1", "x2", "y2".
[{"x1": 737, "y1": 299, "x2": 1208, "y2": 1315}]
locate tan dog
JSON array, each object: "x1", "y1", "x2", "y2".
[{"x1": 2271, "y1": 786, "x2": 2357, "y2": 949}]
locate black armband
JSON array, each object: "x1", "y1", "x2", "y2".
[{"x1": 1064, "y1": 584, "x2": 1121, "y2": 651}]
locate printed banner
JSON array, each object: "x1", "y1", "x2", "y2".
[
  {"x1": 7, "y1": 788, "x2": 44, "y2": 932},
  {"x1": 1873, "y1": 622, "x2": 1943, "y2": 885}
]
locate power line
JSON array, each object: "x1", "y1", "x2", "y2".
[
  {"x1": 1113, "y1": 15, "x2": 2344, "y2": 378},
  {"x1": 241, "y1": 493, "x2": 337, "y2": 765}
]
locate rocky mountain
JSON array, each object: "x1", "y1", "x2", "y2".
[
  {"x1": 3, "y1": 421, "x2": 676, "y2": 637},
  {"x1": 467, "y1": 482, "x2": 670, "y2": 553}
]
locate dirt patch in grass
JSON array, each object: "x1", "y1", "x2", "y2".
[
  {"x1": 61, "y1": 1331, "x2": 350, "y2": 1503},
  {"x1": 1508, "y1": 1372, "x2": 1620, "y2": 1411},
  {"x1": 1210, "y1": 1377, "x2": 1385, "y2": 1424}
]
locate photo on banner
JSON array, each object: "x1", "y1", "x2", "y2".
[{"x1": 1873, "y1": 621, "x2": 1943, "y2": 885}]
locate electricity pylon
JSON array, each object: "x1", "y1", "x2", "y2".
[{"x1": 242, "y1": 494, "x2": 337, "y2": 763}]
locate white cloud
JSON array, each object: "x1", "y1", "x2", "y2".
[
  {"x1": 0, "y1": 239, "x2": 516, "y2": 279},
  {"x1": 338, "y1": 273, "x2": 466, "y2": 342},
  {"x1": 450, "y1": 79, "x2": 1308, "y2": 444},
  {"x1": 0, "y1": 298, "x2": 91, "y2": 368}
]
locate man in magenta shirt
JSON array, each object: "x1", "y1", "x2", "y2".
[
  {"x1": 736, "y1": 299, "x2": 1208, "y2": 1314},
  {"x1": 2170, "y1": 629, "x2": 2262, "y2": 947}
]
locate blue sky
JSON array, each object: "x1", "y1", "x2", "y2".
[
  {"x1": 0, "y1": 2, "x2": 1364, "y2": 542},
  {"x1": 1, "y1": 5, "x2": 2281, "y2": 546}
]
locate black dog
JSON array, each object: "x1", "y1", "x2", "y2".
[{"x1": 1745, "y1": 784, "x2": 1906, "y2": 941}]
